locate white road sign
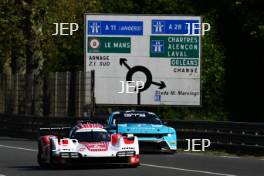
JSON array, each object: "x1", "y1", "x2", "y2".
[{"x1": 85, "y1": 14, "x2": 201, "y2": 105}]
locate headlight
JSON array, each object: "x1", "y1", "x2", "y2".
[{"x1": 167, "y1": 133, "x2": 172, "y2": 137}]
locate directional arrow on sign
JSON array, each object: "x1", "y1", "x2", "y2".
[
  {"x1": 119, "y1": 58, "x2": 166, "y2": 91},
  {"x1": 152, "y1": 81, "x2": 166, "y2": 89},
  {"x1": 119, "y1": 58, "x2": 131, "y2": 70}
]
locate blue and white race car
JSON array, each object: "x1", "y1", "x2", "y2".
[{"x1": 107, "y1": 111, "x2": 177, "y2": 153}]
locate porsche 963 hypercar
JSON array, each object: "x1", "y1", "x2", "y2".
[{"x1": 37, "y1": 121, "x2": 140, "y2": 168}]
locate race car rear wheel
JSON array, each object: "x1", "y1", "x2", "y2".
[
  {"x1": 160, "y1": 143, "x2": 177, "y2": 154},
  {"x1": 167, "y1": 149, "x2": 177, "y2": 154}
]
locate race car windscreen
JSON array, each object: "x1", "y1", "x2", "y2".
[
  {"x1": 112, "y1": 113, "x2": 162, "y2": 125},
  {"x1": 72, "y1": 131, "x2": 111, "y2": 142}
]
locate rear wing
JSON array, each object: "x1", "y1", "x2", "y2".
[{"x1": 39, "y1": 127, "x2": 71, "y2": 138}]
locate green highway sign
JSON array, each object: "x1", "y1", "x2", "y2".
[
  {"x1": 150, "y1": 36, "x2": 199, "y2": 58},
  {"x1": 88, "y1": 37, "x2": 131, "y2": 53},
  {"x1": 171, "y1": 59, "x2": 199, "y2": 66}
]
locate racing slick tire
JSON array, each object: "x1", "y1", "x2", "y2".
[
  {"x1": 161, "y1": 148, "x2": 177, "y2": 154},
  {"x1": 37, "y1": 142, "x2": 48, "y2": 168},
  {"x1": 37, "y1": 152, "x2": 47, "y2": 168},
  {"x1": 167, "y1": 149, "x2": 177, "y2": 154},
  {"x1": 49, "y1": 143, "x2": 68, "y2": 169},
  {"x1": 160, "y1": 144, "x2": 177, "y2": 154}
]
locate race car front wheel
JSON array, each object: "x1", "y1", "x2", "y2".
[
  {"x1": 37, "y1": 152, "x2": 45, "y2": 168},
  {"x1": 49, "y1": 143, "x2": 67, "y2": 168},
  {"x1": 37, "y1": 142, "x2": 48, "y2": 168}
]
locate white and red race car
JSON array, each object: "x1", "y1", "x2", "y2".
[{"x1": 37, "y1": 121, "x2": 140, "y2": 168}]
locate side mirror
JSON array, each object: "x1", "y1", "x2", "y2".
[{"x1": 112, "y1": 119, "x2": 116, "y2": 125}]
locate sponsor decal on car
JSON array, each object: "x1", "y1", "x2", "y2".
[{"x1": 82, "y1": 142, "x2": 109, "y2": 151}]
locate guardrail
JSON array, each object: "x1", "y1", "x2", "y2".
[
  {"x1": 166, "y1": 119, "x2": 264, "y2": 155},
  {"x1": 1, "y1": 114, "x2": 264, "y2": 155}
]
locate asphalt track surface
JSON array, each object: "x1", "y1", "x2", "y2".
[{"x1": 0, "y1": 137, "x2": 263, "y2": 176}]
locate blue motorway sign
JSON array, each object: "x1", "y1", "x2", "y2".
[
  {"x1": 152, "y1": 20, "x2": 200, "y2": 35},
  {"x1": 151, "y1": 40, "x2": 165, "y2": 54},
  {"x1": 88, "y1": 20, "x2": 143, "y2": 35}
]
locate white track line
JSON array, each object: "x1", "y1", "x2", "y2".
[
  {"x1": 218, "y1": 156, "x2": 240, "y2": 159},
  {"x1": 0, "y1": 144, "x2": 246, "y2": 176},
  {"x1": 183, "y1": 153, "x2": 240, "y2": 159},
  {"x1": 141, "y1": 163, "x2": 237, "y2": 176},
  {"x1": 0, "y1": 144, "x2": 37, "y2": 152}
]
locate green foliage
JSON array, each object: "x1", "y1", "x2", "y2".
[
  {"x1": 41, "y1": 0, "x2": 103, "y2": 72},
  {"x1": 200, "y1": 11, "x2": 227, "y2": 120},
  {"x1": 0, "y1": 1, "x2": 26, "y2": 73}
]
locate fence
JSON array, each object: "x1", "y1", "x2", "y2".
[{"x1": 0, "y1": 72, "x2": 93, "y2": 117}]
